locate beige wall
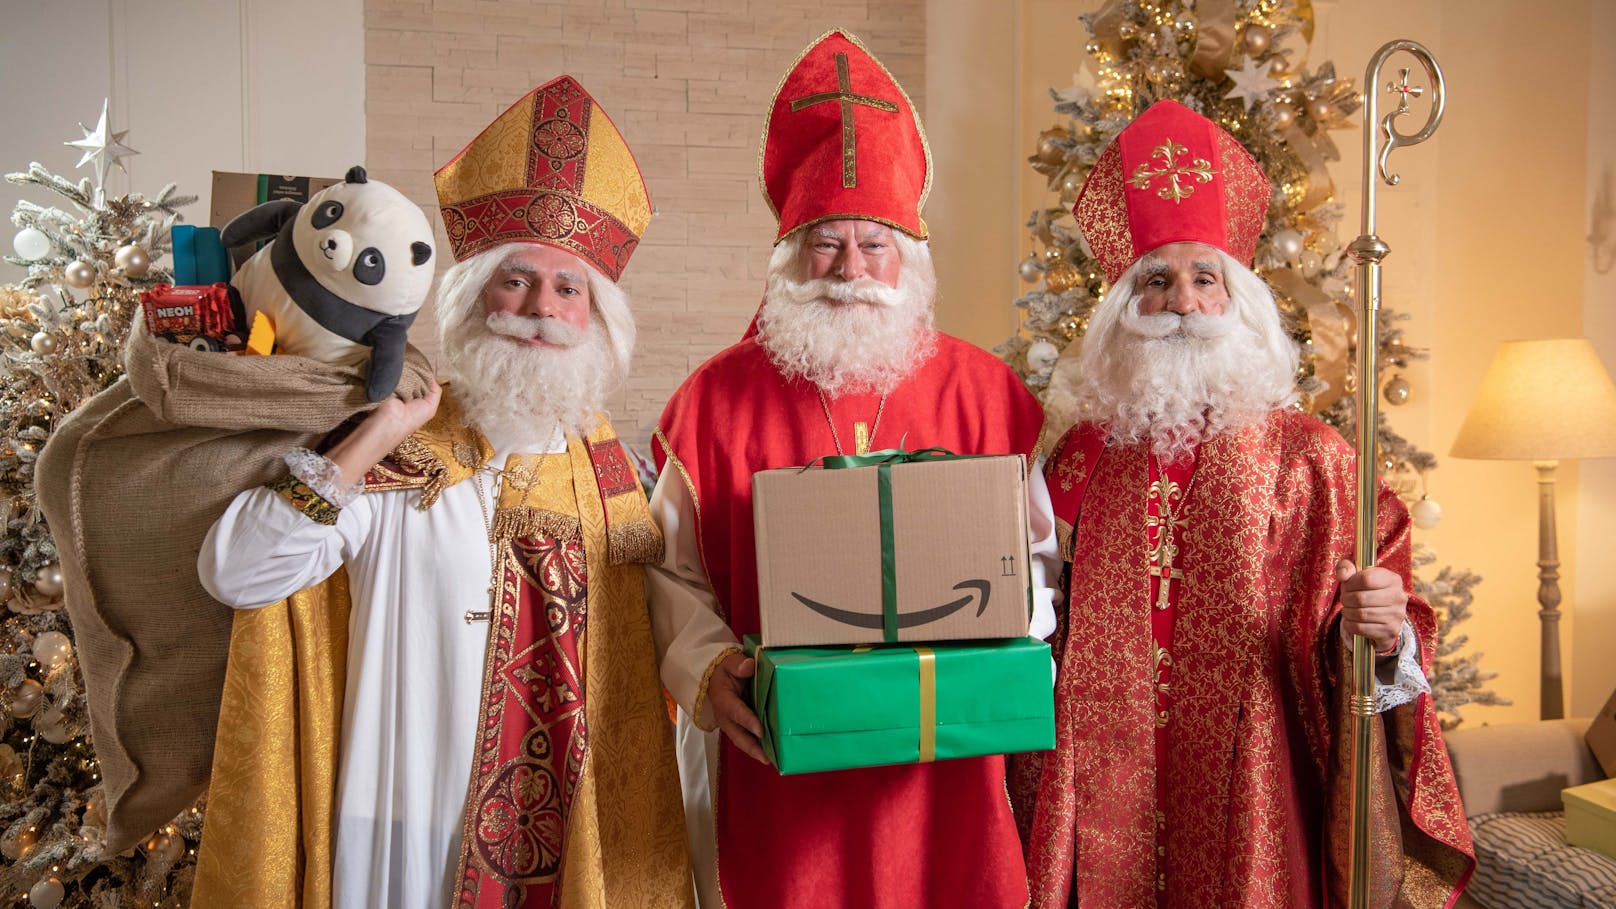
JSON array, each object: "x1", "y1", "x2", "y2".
[
  {"x1": 975, "y1": 0, "x2": 1615, "y2": 725},
  {"x1": 364, "y1": 0, "x2": 925, "y2": 449}
]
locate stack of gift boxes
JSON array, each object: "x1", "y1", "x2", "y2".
[{"x1": 747, "y1": 450, "x2": 1056, "y2": 774}]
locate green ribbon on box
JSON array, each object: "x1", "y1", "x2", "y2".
[{"x1": 805, "y1": 446, "x2": 969, "y2": 642}]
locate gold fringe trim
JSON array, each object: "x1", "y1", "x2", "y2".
[
  {"x1": 491, "y1": 506, "x2": 583, "y2": 545},
  {"x1": 693, "y1": 646, "x2": 744, "y2": 732},
  {"x1": 607, "y1": 519, "x2": 665, "y2": 567},
  {"x1": 1055, "y1": 516, "x2": 1074, "y2": 563},
  {"x1": 391, "y1": 436, "x2": 454, "y2": 511}
]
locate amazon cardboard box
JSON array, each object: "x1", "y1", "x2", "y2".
[{"x1": 752, "y1": 453, "x2": 1031, "y2": 647}]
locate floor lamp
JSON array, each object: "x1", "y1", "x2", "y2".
[{"x1": 1451, "y1": 338, "x2": 1616, "y2": 720}]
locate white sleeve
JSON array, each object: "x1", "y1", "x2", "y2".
[
  {"x1": 197, "y1": 483, "x2": 371, "y2": 609},
  {"x1": 645, "y1": 464, "x2": 743, "y2": 730},
  {"x1": 1027, "y1": 457, "x2": 1062, "y2": 643}
]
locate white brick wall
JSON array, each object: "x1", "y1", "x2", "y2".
[{"x1": 365, "y1": 0, "x2": 926, "y2": 450}]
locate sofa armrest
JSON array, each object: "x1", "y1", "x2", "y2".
[{"x1": 1443, "y1": 718, "x2": 1600, "y2": 818}]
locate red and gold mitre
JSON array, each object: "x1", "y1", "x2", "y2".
[
  {"x1": 433, "y1": 75, "x2": 652, "y2": 281},
  {"x1": 1075, "y1": 99, "x2": 1269, "y2": 283},
  {"x1": 760, "y1": 29, "x2": 931, "y2": 242}
]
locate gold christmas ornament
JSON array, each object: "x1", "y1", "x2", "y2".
[
  {"x1": 63, "y1": 259, "x2": 97, "y2": 289},
  {"x1": 1244, "y1": 27, "x2": 1272, "y2": 54},
  {"x1": 34, "y1": 563, "x2": 64, "y2": 598},
  {"x1": 1382, "y1": 374, "x2": 1411, "y2": 406},
  {"x1": 9, "y1": 678, "x2": 44, "y2": 719},
  {"x1": 1044, "y1": 263, "x2": 1081, "y2": 294},
  {"x1": 1035, "y1": 128, "x2": 1070, "y2": 165},
  {"x1": 114, "y1": 242, "x2": 151, "y2": 277},
  {"x1": 28, "y1": 876, "x2": 65, "y2": 909},
  {"x1": 1271, "y1": 103, "x2": 1296, "y2": 130},
  {"x1": 31, "y1": 630, "x2": 72, "y2": 671},
  {"x1": 29, "y1": 332, "x2": 58, "y2": 356}
]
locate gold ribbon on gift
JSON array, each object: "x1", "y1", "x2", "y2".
[
  {"x1": 849, "y1": 644, "x2": 938, "y2": 762},
  {"x1": 916, "y1": 646, "x2": 936, "y2": 763},
  {"x1": 1268, "y1": 268, "x2": 1353, "y2": 412}
]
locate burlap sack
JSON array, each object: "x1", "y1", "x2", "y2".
[{"x1": 35, "y1": 321, "x2": 435, "y2": 852}]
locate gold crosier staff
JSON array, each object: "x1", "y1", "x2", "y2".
[{"x1": 1345, "y1": 40, "x2": 1445, "y2": 909}]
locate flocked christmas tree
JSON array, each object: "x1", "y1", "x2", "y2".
[
  {"x1": 996, "y1": 0, "x2": 1506, "y2": 726},
  {"x1": 0, "y1": 101, "x2": 201, "y2": 909}
]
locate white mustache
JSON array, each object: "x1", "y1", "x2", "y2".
[
  {"x1": 1124, "y1": 309, "x2": 1237, "y2": 340},
  {"x1": 485, "y1": 311, "x2": 587, "y2": 347},
  {"x1": 774, "y1": 275, "x2": 907, "y2": 308}
]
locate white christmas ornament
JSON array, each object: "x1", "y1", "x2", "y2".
[
  {"x1": 28, "y1": 877, "x2": 64, "y2": 909},
  {"x1": 12, "y1": 228, "x2": 50, "y2": 261},
  {"x1": 1271, "y1": 229, "x2": 1305, "y2": 265},
  {"x1": 1026, "y1": 340, "x2": 1061, "y2": 373},
  {"x1": 1223, "y1": 56, "x2": 1282, "y2": 112},
  {"x1": 1410, "y1": 496, "x2": 1442, "y2": 530}
]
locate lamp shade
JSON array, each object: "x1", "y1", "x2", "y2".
[{"x1": 1450, "y1": 338, "x2": 1616, "y2": 461}]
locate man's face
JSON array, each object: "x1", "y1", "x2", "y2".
[
  {"x1": 1135, "y1": 242, "x2": 1229, "y2": 317},
  {"x1": 798, "y1": 219, "x2": 903, "y2": 290},
  {"x1": 481, "y1": 244, "x2": 592, "y2": 345}
]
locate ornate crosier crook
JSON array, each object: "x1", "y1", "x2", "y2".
[{"x1": 1345, "y1": 40, "x2": 1445, "y2": 909}]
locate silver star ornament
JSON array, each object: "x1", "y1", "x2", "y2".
[{"x1": 65, "y1": 98, "x2": 139, "y2": 202}]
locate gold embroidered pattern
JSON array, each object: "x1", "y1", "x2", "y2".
[
  {"x1": 1074, "y1": 140, "x2": 1136, "y2": 282},
  {"x1": 266, "y1": 475, "x2": 340, "y2": 526},
  {"x1": 1145, "y1": 472, "x2": 1189, "y2": 611},
  {"x1": 1054, "y1": 448, "x2": 1086, "y2": 492},
  {"x1": 1127, "y1": 138, "x2": 1217, "y2": 203},
  {"x1": 788, "y1": 51, "x2": 899, "y2": 188},
  {"x1": 1151, "y1": 641, "x2": 1172, "y2": 728}
]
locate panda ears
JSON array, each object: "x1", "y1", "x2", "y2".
[
  {"x1": 412, "y1": 242, "x2": 432, "y2": 266},
  {"x1": 346, "y1": 165, "x2": 368, "y2": 184}
]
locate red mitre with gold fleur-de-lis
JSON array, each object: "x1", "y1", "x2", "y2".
[
  {"x1": 761, "y1": 29, "x2": 931, "y2": 243},
  {"x1": 433, "y1": 75, "x2": 652, "y2": 281},
  {"x1": 1075, "y1": 99, "x2": 1270, "y2": 283}
]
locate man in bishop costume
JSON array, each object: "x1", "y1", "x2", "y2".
[
  {"x1": 647, "y1": 29, "x2": 1059, "y2": 909},
  {"x1": 196, "y1": 76, "x2": 692, "y2": 909},
  {"x1": 1012, "y1": 99, "x2": 1474, "y2": 907}
]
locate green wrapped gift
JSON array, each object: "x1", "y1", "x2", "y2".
[{"x1": 745, "y1": 635, "x2": 1054, "y2": 775}]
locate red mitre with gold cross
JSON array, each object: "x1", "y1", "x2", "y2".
[
  {"x1": 433, "y1": 75, "x2": 652, "y2": 281},
  {"x1": 1075, "y1": 99, "x2": 1270, "y2": 283},
  {"x1": 761, "y1": 29, "x2": 931, "y2": 243}
]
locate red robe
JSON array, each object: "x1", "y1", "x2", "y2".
[
  {"x1": 1013, "y1": 410, "x2": 1474, "y2": 908},
  {"x1": 655, "y1": 333, "x2": 1045, "y2": 909}
]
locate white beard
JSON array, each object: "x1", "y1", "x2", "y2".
[
  {"x1": 1085, "y1": 302, "x2": 1280, "y2": 462},
  {"x1": 755, "y1": 274, "x2": 937, "y2": 398},
  {"x1": 441, "y1": 310, "x2": 619, "y2": 450}
]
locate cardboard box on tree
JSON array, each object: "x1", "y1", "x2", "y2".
[
  {"x1": 752, "y1": 452, "x2": 1032, "y2": 647},
  {"x1": 745, "y1": 635, "x2": 1054, "y2": 775},
  {"x1": 210, "y1": 171, "x2": 342, "y2": 268}
]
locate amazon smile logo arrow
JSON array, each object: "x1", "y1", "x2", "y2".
[{"x1": 791, "y1": 579, "x2": 992, "y2": 630}]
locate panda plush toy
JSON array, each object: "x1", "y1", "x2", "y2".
[{"x1": 221, "y1": 166, "x2": 434, "y2": 402}]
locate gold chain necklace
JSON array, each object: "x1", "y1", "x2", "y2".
[
  {"x1": 817, "y1": 388, "x2": 887, "y2": 456},
  {"x1": 466, "y1": 466, "x2": 502, "y2": 624}
]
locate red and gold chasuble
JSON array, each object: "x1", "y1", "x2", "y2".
[
  {"x1": 656, "y1": 334, "x2": 1045, "y2": 909},
  {"x1": 1012, "y1": 410, "x2": 1474, "y2": 909},
  {"x1": 368, "y1": 401, "x2": 692, "y2": 909}
]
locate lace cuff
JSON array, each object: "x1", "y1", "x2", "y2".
[
  {"x1": 1373, "y1": 620, "x2": 1431, "y2": 713},
  {"x1": 284, "y1": 447, "x2": 365, "y2": 508},
  {"x1": 693, "y1": 646, "x2": 745, "y2": 733}
]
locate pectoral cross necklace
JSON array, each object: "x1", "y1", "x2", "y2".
[
  {"x1": 817, "y1": 387, "x2": 887, "y2": 456},
  {"x1": 1146, "y1": 454, "x2": 1193, "y2": 611},
  {"x1": 466, "y1": 466, "x2": 504, "y2": 624}
]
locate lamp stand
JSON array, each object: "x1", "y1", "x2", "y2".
[{"x1": 1535, "y1": 460, "x2": 1564, "y2": 720}]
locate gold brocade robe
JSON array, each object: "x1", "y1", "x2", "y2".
[{"x1": 192, "y1": 405, "x2": 691, "y2": 908}]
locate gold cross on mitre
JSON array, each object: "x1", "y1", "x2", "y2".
[
  {"x1": 1128, "y1": 138, "x2": 1217, "y2": 204},
  {"x1": 790, "y1": 52, "x2": 899, "y2": 188}
]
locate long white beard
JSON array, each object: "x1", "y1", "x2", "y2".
[
  {"x1": 1084, "y1": 303, "x2": 1280, "y2": 462},
  {"x1": 756, "y1": 274, "x2": 937, "y2": 398},
  {"x1": 441, "y1": 311, "x2": 619, "y2": 450}
]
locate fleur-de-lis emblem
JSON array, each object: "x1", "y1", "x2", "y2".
[{"x1": 1128, "y1": 138, "x2": 1217, "y2": 203}]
